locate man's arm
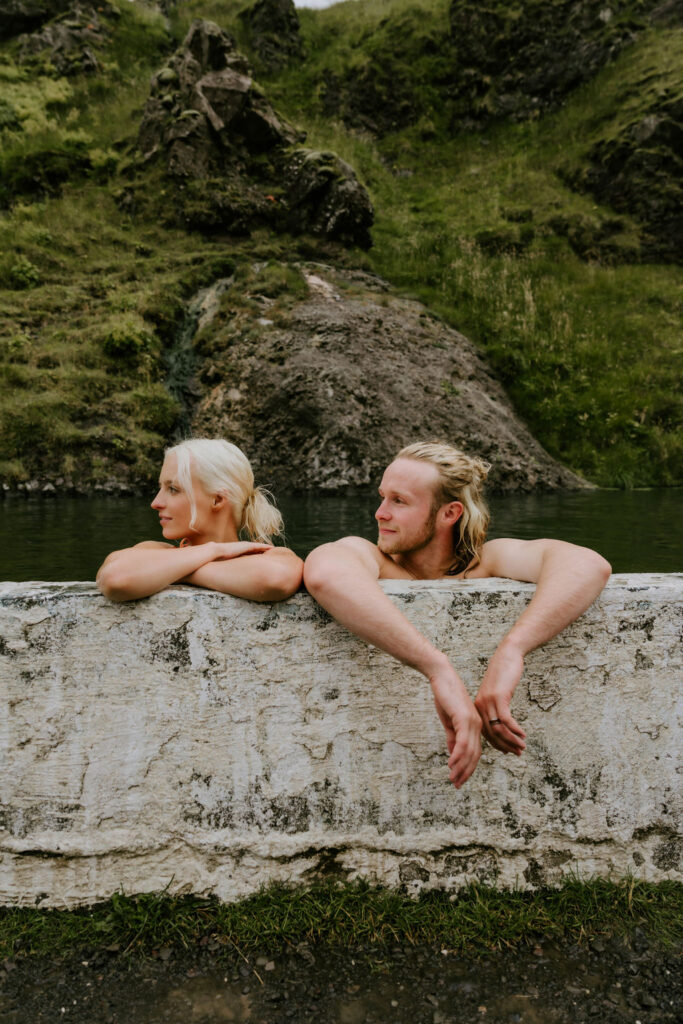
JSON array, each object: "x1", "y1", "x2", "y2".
[
  {"x1": 473, "y1": 538, "x2": 611, "y2": 755},
  {"x1": 304, "y1": 538, "x2": 482, "y2": 788}
]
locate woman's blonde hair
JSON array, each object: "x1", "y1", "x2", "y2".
[
  {"x1": 396, "y1": 440, "x2": 491, "y2": 573},
  {"x1": 166, "y1": 438, "x2": 283, "y2": 543}
]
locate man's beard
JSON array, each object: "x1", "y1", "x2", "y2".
[{"x1": 378, "y1": 506, "x2": 438, "y2": 555}]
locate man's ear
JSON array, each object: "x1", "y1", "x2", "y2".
[{"x1": 441, "y1": 500, "x2": 464, "y2": 525}]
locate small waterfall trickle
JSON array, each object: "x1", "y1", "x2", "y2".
[{"x1": 164, "y1": 277, "x2": 234, "y2": 440}]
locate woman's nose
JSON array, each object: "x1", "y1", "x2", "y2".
[{"x1": 151, "y1": 491, "x2": 164, "y2": 510}]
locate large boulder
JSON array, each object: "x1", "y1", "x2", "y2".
[
  {"x1": 190, "y1": 263, "x2": 589, "y2": 492},
  {"x1": 284, "y1": 150, "x2": 374, "y2": 249}
]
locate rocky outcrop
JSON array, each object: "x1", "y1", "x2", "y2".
[
  {"x1": 17, "y1": 0, "x2": 114, "y2": 74},
  {"x1": 137, "y1": 19, "x2": 298, "y2": 175},
  {"x1": 190, "y1": 263, "x2": 589, "y2": 491},
  {"x1": 561, "y1": 92, "x2": 683, "y2": 263},
  {"x1": 283, "y1": 150, "x2": 374, "y2": 249},
  {"x1": 316, "y1": 1, "x2": 664, "y2": 136},
  {"x1": 447, "y1": 0, "x2": 663, "y2": 126},
  {"x1": 132, "y1": 19, "x2": 373, "y2": 248},
  {"x1": 239, "y1": 0, "x2": 304, "y2": 71}
]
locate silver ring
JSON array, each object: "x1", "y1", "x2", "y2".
[{"x1": 489, "y1": 719, "x2": 501, "y2": 726}]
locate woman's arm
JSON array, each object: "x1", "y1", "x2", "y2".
[
  {"x1": 96, "y1": 541, "x2": 272, "y2": 602},
  {"x1": 182, "y1": 547, "x2": 303, "y2": 602}
]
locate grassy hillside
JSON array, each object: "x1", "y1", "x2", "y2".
[{"x1": 0, "y1": 0, "x2": 680, "y2": 489}]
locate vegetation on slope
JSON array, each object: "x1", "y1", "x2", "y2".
[
  {"x1": 263, "y1": 1, "x2": 683, "y2": 487},
  {"x1": 0, "y1": 0, "x2": 680, "y2": 489}
]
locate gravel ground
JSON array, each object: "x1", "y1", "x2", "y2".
[{"x1": 0, "y1": 931, "x2": 680, "y2": 1024}]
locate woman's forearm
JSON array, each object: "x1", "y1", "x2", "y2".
[
  {"x1": 183, "y1": 550, "x2": 303, "y2": 602},
  {"x1": 97, "y1": 544, "x2": 218, "y2": 601}
]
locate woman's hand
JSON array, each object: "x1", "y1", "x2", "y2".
[
  {"x1": 183, "y1": 546, "x2": 303, "y2": 601},
  {"x1": 210, "y1": 541, "x2": 273, "y2": 561}
]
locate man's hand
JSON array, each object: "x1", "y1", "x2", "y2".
[
  {"x1": 474, "y1": 638, "x2": 527, "y2": 755},
  {"x1": 429, "y1": 666, "x2": 482, "y2": 788}
]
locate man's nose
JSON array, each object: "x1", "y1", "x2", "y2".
[{"x1": 375, "y1": 500, "x2": 391, "y2": 521}]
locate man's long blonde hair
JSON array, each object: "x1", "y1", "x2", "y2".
[
  {"x1": 396, "y1": 440, "x2": 491, "y2": 573},
  {"x1": 166, "y1": 438, "x2": 283, "y2": 543}
]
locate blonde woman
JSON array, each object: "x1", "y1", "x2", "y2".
[{"x1": 97, "y1": 438, "x2": 303, "y2": 603}]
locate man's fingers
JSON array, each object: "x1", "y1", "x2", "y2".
[
  {"x1": 449, "y1": 748, "x2": 479, "y2": 788},
  {"x1": 447, "y1": 726, "x2": 481, "y2": 788},
  {"x1": 485, "y1": 730, "x2": 523, "y2": 755},
  {"x1": 485, "y1": 722, "x2": 525, "y2": 753},
  {"x1": 485, "y1": 710, "x2": 526, "y2": 739}
]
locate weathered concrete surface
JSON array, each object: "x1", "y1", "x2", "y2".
[{"x1": 0, "y1": 575, "x2": 680, "y2": 907}]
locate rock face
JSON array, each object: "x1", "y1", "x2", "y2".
[
  {"x1": 1, "y1": 575, "x2": 680, "y2": 906},
  {"x1": 190, "y1": 263, "x2": 589, "y2": 491},
  {"x1": 448, "y1": 0, "x2": 663, "y2": 126},
  {"x1": 563, "y1": 93, "x2": 683, "y2": 263},
  {"x1": 138, "y1": 19, "x2": 298, "y2": 175},
  {"x1": 239, "y1": 0, "x2": 303, "y2": 71},
  {"x1": 134, "y1": 20, "x2": 373, "y2": 248},
  {"x1": 17, "y1": 0, "x2": 112, "y2": 74},
  {"x1": 317, "y1": 0, "x2": 664, "y2": 136}
]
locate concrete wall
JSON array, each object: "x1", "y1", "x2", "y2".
[{"x1": 0, "y1": 575, "x2": 681, "y2": 907}]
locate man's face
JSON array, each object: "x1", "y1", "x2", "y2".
[{"x1": 375, "y1": 458, "x2": 440, "y2": 555}]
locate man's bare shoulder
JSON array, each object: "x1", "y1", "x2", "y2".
[
  {"x1": 325, "y1": 536, "x2": 408, "y2": 579},
  {"x1": 476, "y1": 537, "x2": 555, "y2": 582},
  {"x1": 334, "y1": 535, "x2": 384, "y2": 563}
]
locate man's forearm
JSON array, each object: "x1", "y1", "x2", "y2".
[
  {"x1": 305, "y1": 542, "x2": 482, "y2": 787},
  {"x1": 503, "y1": 547, "x2": 611, "y2": 655},
  {"x1": 474, "y1": 541, "x2": 610, "y2": 754},
  {"x1": 304, "y1": 547, "x2": 445, "y2": 677}
]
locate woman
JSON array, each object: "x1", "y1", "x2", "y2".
[{"x1": 97, "y1": 438, "x2": 303, "y2": 602}]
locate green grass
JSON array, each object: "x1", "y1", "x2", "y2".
[{"x1": 1, "y1": 879, "x2": 680, "y2": 960}]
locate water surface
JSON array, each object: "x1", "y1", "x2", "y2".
[{"x1": 0, "y1": 489, "x2": 680, "y2": 581}]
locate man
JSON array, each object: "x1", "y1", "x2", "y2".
[{"x1": 303, "y1": 441, "x2": 611, "y2": 789}]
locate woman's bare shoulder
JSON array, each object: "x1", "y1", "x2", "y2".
[{"x1": 132, "y1": 541, "x2": 175, "y2": 550}]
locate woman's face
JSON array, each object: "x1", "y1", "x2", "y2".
[{"x1": 151, "y1": 453, "x2": 213, "y2": 541}]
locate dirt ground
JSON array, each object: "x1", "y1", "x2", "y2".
[{"x1": 0, "y1": 930, "x2": 680, "y2": 1024}]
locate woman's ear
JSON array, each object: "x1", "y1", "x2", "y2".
[{"x1": 212, "y1": 492, "x2": 228, "y2": 512}]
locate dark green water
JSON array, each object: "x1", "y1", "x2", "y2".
[{"x1": 0, "y1": 489, "x2": 680, "y2": 581}]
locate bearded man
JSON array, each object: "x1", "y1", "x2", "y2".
[{"x1": 303, "y1": 441, "x2": 611, "y2": 789}]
